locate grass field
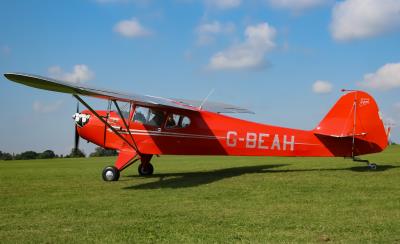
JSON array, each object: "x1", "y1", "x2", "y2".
[{"x1": 1, "y1": 146, "x2": 399, "y2": 243}]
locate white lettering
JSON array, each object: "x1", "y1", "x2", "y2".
[
  {"x1": 258, "y1": 133, "x2": 269, "y2": 149},
  {"x1": 271, "y1": 134, "x2": 280, "y2": 150},
  {"x1": 227, "y1": 131, "x2": 237, "y2": 147},
  {"x1": 246, "y1": 133, "x2": 257, "y2": 148},
  {"x1": 226, "y1": 131, "x2": 295, "y2": 151},
  {"x1": 283, "y1": 135, "x2": 295, "y2": 151}
]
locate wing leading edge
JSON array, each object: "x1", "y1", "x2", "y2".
[{"x1": 4, "y1": 72, "x2": 254, "y2": 114}]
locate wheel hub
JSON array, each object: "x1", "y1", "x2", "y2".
[{"x1": 105, "y1": 170, "x2": 114, "y2": 181}]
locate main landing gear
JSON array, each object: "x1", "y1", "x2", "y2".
[
  {"x1": 353, "y1": 157, "x2": 377, "y2": 170},
  {"x1": 101, "y1": 154, "x2": 154, "y2": 181},
  {"x1": 102, "y1": 166, "x2": 120, "y2": 181},
  {"x1": 138, "y1": 162, "x2": 154, "y2": 176}
]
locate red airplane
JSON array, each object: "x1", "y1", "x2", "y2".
[{"x1": 4, "y1": 73, "x2": 390, "y2": 181}]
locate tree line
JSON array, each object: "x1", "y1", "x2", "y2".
[
  {"x1": 1, "y1": 142, "x2": 397, "y2": 161},
  {"x1": 0, "y1": 147, "x2": 118, "y2": 161}
]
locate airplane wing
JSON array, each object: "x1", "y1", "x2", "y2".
[{"x1": 4, "y1": 73, "x2": 254, "y2": 114}]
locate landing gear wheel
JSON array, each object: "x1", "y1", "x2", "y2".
[
  {"x1": 102, "y1": 166, "x2": 120, "y2": 181},
  {"x1": 138, "y1": 163, "x2": 154, "y2": 176},
  {"x1": 368, "y1": 163, "x2": 377, "y2": 170}
]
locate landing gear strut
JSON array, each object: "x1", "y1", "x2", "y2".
[
  {"x1": 353, "y1": 157, "x2": 378, "y2": 170},
  {"x1": 102, "y1": 166, "x2": 120, "y2": 181}
]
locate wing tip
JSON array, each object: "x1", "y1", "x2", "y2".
[
  {"x1": 4, "y1": 72, "x2": 15, "y2": 79},
  {"x1": 4, "y1": 72, "x2": 23, "y2": 83},
  {"x1": 4, "y1": 72, "x2": 32, "y2": 81}
]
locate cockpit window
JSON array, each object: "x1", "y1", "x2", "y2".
[
  {"x1": 112, "y1": 101, "x2": 130, "y2": 119},
  {"x1": 165, "y1": 114, "x2": 191, "y2": 129},
  {"x1": 133, "y1": 106, "x2": 165, "y2": 127}
]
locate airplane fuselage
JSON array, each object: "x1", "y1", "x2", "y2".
[{"x1": 77, "y1": 107, "x2": 383, "y2": 158}]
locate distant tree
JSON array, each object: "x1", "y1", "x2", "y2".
[
  {"x1": 38, "y1": 150, "x2": 56, "y2": 159},
  {"x1": 15, "y1": 151, "x2": 38, "y2": 160},
  {"x1": 0, "y1": 151, "x2": 13, "y2": 160},
  {"x1": 2, "y1": 153, "x2": 13, "y2": 161},
  {"x1": 90, "y1": 147, "x2": 118, "y2": 157},
  {"x1": 69, "y1": 148, "x2": 86, "y2": 158}
]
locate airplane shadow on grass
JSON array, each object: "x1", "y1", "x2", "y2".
[
  {"x1": 123, "y1": 163, "x2": 399, "y2": 190},
  {"x1": 124, "y1": 164, "x2": 287, "y2": 190}
]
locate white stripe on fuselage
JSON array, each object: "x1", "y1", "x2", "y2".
[
  {"x1": 109, "y1": 128, "x2": 226, "y2": 140},
  {"x1": 107, "y1": 128, "x2": 320, "y2": 147}
]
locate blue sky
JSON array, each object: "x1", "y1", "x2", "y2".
[{"x1": 0, "y1": 0, "x2": 399, "y2": 155}]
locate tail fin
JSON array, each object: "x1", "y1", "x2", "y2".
[{"x1": 314, "y1": 91, "x2": 388, "y2": 156}]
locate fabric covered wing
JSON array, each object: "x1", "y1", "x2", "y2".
[{"x1": 4, "y1": 72, "x2": 254, "y2": 114}]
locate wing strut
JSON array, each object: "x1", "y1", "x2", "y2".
[
  {"x1": 103, "y1": 100, "x2": 112, "y2": 147},
  {"x1": 73, "y1": 95, "x2": 140, "y2": 154},
  {"x1": 112, "y1": 100, "x2": 141, "y2": 153}
]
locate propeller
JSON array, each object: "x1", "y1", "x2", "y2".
[{"x1": 74, "y1": 102, "x2": 80, "y2": 153}]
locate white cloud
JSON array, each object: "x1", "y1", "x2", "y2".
[
  {"x1": 114, "y1": 18, "x2": 152, "y2": 38},
  {"x1": 359, "y1": 63, "x2": 400, "y2": 91},
  {"x1": 33, "y1": 100, "x2": 63, "y2": 113},
  {"x1": 205, "y1": 0, "x2": 241, "y2": 9},
  {"x1": 208, "y1": 22, "x2": 276, "y2": 71},
  {"x1": 331, "y1": 0, "x2": 400, "y2": 41},
  {"x1": 196, "y1": 21, "x2": 235, "y2": 45},
  {"x1": 48, "y1": 65, "x2": 95, "y2": 83},
  {"x1": 312, "y1": 80, "x2": 333, "y2": 94},
  {"x1": 268, "y1": 0, "x2": 329, "y2": 12}
]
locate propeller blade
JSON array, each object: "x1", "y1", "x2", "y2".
[
  {"x1": 74, "y1": 102, "x2": 80, "y2": 152},
  {"x1": 74, "y1": 126, "x2": 80, "y2": 151}
]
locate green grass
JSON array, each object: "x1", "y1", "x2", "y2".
[{"x1": 1, "y1": 146, "x2": 399, "y2": 243}]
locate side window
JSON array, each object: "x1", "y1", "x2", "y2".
[
  {"x1": 166, "y1": 114, "x2": 191, "y2": 129},
  {"x1": 181, "y1": 116, "x2": 191, "y2": 128},
  {"x1": 166, "y1": 114, "x2": 180, "y2": 128},
  {"x1": 133, "y1": 106, "x2": 149, "y2": 124},
  {"x1": 133, "y1": 106, "x2": 165, "y2": 127},
  {"x1": 147, "y1": 109, "x2": 165, "y2": 127}
]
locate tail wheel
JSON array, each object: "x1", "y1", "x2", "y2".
[
  {"x1": 138, "y1": 163, "x2": 154, "y2": 176},
  {"x1": 102, "y1": 166, "x2": 120, "y2": 181},
  {"x1": 368, "y1": 163, "x2": 377, "y2": 170}
]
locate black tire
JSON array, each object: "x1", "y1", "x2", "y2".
[
  {"x1": 138, "y1": 163, "x2": 154, "y2": 176},
  {"x1": 102, "y1": 166, "x2": 120, "y2": 181},
  {"x1": 368, "y1": 163, "x2": 377, "y2": 170}
]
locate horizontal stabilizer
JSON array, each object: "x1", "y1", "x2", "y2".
[{"x1": 314, "y1": 132, "x2": 368, "y2": 138}]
